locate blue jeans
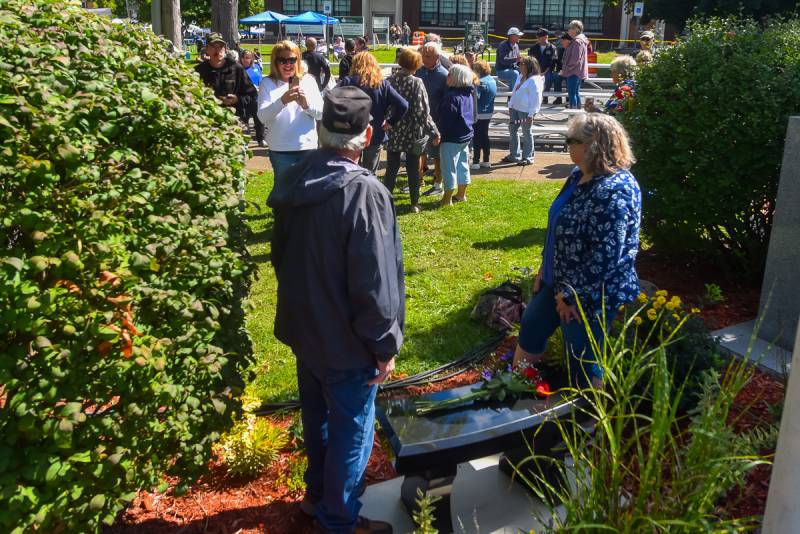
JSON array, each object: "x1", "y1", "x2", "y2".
[
  {"x1": 543, "y1": 71, "x2": 559, "y2": 99},
  {"x1": 440, "y1": 141, "x2": 471, "y2": 191},
  {"x1": 297, "y1": 359, "x2": 378, "y2": 533},
  {"x1": 497, "y1": 68, "x2": 520, "y2": 91},
  {"x1": 508, "y1": 109, "x2": 533, "y2": 161},
  {"x1": 269, "y1": 150, "x2": 312, "y2": 182},
  {"x1": 517, "y1": 283, "x2": 610, "y2": 387},
  {"x1": 566, "y1": 75, "x2": 582, "y2": 109}
]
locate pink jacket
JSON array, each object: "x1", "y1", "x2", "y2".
[{"x1": 561, "y1": 34, "x2": 589, "y2": 79}]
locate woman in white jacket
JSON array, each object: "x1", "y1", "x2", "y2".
[
  {"x1": 257, "y1": 40, "x2": 324, "y2": 179},
  {"x1": 501, "y1": 56, "x2": 544, "y2": 166}
]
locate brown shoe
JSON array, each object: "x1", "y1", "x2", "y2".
[{"x1": 353, "y1": 516, "x2": 393, "y2": 534}]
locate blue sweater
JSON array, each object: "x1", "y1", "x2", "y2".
[
  {"x1": 437, "y1": 86, "x2": 475, "y2": 144},
  {"x1": 337, "y1": 76, "x2": 409, "y2": 147},
  {"x1": 476, "y1": 75, "x2": 497, "y2": 117}
]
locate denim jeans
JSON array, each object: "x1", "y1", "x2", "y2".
[
  {"x1": 508, "y1": 109, "x2": 534, "y2": 161},
  {"x1": 566, "y1": 75, "x2": 582, "y2": 109},
  {"x1": 297, "y1": 359, "x2": 379, "y2": 533},
  {"x1": 496, "y1": 68, "x2": 520, "y2": 91},
  {"x1": 269, "y1": 150, "x2": 312, "y2": 182},
  {"x1": 517, "y1": 283, "x2": 611, "y2": 387},
  {"x1": 360, "y1": 143, "x2": 382, "y2": 174},
  {"x1": 440, "y1": 141, "x2": 471, "y2": 191},
  {"x1": 383, "y1": 150, "x2": 422, "y2": 206}
]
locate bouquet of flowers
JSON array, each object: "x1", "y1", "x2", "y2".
[
  {"x1": 414, "y1": 359, "x2": 551, "y2": 416},
  {"x1": 605, "y1": 79, "x2": 636, "y2": 114}
]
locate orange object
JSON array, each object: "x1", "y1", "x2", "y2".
[
  {"x1": 412, "y1": 31, "x2": 425, "y2": 46},
  {"x1": 588, "y1": 50, "x2": 598, "y2": 76}
]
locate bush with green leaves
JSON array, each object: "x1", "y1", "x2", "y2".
[
  {"x1": 216, "y1": 396, "x2": 288, "y2": 477},
  {"x1": 0, "y1": 0, "x2": 254, "y2": 531},
  {"x1": 622, "y1": 17, "x2": 800, "y2": 274}
]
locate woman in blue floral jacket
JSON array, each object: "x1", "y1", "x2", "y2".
[{"x1": 514, "y1": 113, "x2": 641, "y2": 387}]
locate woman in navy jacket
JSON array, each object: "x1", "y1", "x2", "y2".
[
  {"x1": 437, "y1": 64, "x2": 475, "y2": 206},
  {"x1": 338, "y1": 52, "x2": 409, "y2": 173}
]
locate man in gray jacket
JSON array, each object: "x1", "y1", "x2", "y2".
[{"x1": 268, "y1": 86, "x2": 404, "y2": 534}]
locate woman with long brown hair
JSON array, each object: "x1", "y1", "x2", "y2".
[
  {"x1": 257, "y1": 40, "x2": 323, "y2": 180},
  {"x1": 337, "y1": 51, "x2": 408, "y2": 173},
  {"x1": 383, "y1": 48, "x2": 440, "y2": 213}
]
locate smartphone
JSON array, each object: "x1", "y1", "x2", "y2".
[{"x1": 290, "y1": 75, "x2": 299, "y2": 88}]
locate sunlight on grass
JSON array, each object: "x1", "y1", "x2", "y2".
[{"x1": 243, "y1": 171, "x2": 563, "y2": 402}]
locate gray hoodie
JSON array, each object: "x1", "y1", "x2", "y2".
[{"x1": 267, "y1": 150, "x2": 405, "y2": 371}]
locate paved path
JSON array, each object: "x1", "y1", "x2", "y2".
[{"x1": 245, "y1": 141, "x2": 574, "y2": 182}]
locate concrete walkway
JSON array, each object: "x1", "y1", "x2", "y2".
[{"x1": 244, "y1": 141, "x2": 574, "y2": 182}]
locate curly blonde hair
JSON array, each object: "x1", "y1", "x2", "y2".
[
  {"x1": 269, "y1": 40, "x2": 305, "y2": 81},
  {"x1": 567, "y1": 113, "x2": 635, "y2": 175},
  {"x1": 350, "y1": 51, "x2": 383, "y2": 89}
]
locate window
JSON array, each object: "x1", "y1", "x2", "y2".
[
  {"x1": 523, "y1": 0, "x2": 604, "y2": 32},
  {"x1": 283, "y1": 0, "x2": 348, "y2": 15},
  {"x1": 419, "y1": 0, "x2": 495, "y2": 28}
]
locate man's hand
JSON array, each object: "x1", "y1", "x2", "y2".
[
  {"x1": 533, "y1": 268, "x2": 542, "y2": 294},
  {"x1": 220, "y1": 94, "x2": 238, "y2": 107},
  {"x1": 431, "y1": 136, "x2": 441, "y2": 147},
  {"x1": 368, "y1": 356, "x2": 395, "y2": 385}
]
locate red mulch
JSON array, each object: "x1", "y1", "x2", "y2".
[{"x1": 110, "y1": 257, "x2": 783, "y2": 532}]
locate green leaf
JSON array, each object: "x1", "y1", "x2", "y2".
[
  {"x1": 45, "y1": 462, "x2": 61, "y2": 483},
  {"x1": 88, "y1": 494, "x2": 106, "y2": 511}
]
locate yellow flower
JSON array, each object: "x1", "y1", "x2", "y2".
[
  {"x1": 669, "y1": 296, "x2": 682, "y2": 308},
  {"x1": 634, "y1": 316, "x2": 643, "y2": 326},
  {"x1": 647, "y1": 308, "x2": 658, "y2": 321},
  {"x1": 672, "y1": 313, "x2": 680, "y2": 321},
  {"x1": 655, "y1": 289, "x2": 668, "y2": 298},
  {"x1": 618, "y1": 305, "x2": 625, "y2": 312},
  {"x1": 637, "y1": 292, "x2": 648, "y2": 303},
  {"x1": 665, "y1": 301, "x2": 677, "y2": 311},
  {"x1": 691, "y1": 307, "x2": 701, "y2": 314}
]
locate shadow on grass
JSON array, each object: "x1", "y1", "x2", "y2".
[
  {"x1": 472, "y1": 227, "x2": 547, "y2": 251},
  {"x1": 247, "y1": 221, "x2": 273, "y2": 247}
]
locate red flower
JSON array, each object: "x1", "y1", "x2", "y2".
[
  {"x1": 620, "y1": 85, "x2": 632, "y2": 92},
  {"x1": 536, "y1": 382, "x2": 551, "y2": 397},
  {"x1": 521, "y1": 367, "x2": 538, "y2": 381}
]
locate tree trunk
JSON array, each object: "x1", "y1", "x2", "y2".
[
  {"x1": 161, "y1": 0, "x2": 182, "y2": 52},
  {"x1": 212, "y1": 0, "x2": 239, "y2": 49}
]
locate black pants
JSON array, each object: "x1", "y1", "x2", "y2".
[
  {"x1": 243, "y1": 101, "x2": 264, "y2": 142},
  {"x1": 383, "y1": 150, "x2": 422, "y2": 206},
  {"x1": 473, "y1": 119, "x2": 491, "y2": 164}
]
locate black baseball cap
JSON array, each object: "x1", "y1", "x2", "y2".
[
  {"x1": 322, "y1": 86, "x2": 372, "y2": 135},
  {"x1": 207, "y1": 32, "x2": 226, "y2": 46},
  {"x1": 537, "y1": 28, "x2": 550, "y2": 37}
]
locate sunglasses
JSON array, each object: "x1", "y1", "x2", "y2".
[
  {"x1": 565, "y1": 137, "x2": 583, "y2": 145},
  {"x1": 276, "y1": 57, "x2": 298, "y2": 65}
]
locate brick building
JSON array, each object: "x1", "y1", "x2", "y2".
[{"x1": 264, "y1": 0, "x2": 669, "y2": 43}]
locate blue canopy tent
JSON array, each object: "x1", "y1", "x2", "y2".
[
  {"x1": 281, "y1": 11, "x2": 339, "y2": 25},
  {"x1": 239, "y1": 10, "x2": 288, "y2": 42},
  {"x1": 239, "y1": 10, "x2": 288, "y2": 25}
]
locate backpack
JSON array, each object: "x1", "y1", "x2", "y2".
[{"x1": 471, "y1": 281, "x2": 526, "y2": 331}]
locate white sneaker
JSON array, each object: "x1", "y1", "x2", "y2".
[
  {"x1": 470, "y1": 163, "x2": 480, "y2": 170},
  {"x1": 480, "y1": 162, "x2": 492, "y2": 169}
]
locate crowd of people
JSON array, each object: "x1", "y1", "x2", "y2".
[
  {"x1": 194, "y1": 22, "x2": 657, "y2": 210},
  {"x1": 190, "y1": 24, "x2": 651, "y2": 534}
]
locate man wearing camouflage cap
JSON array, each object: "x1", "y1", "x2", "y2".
[{"x1": 194, "y1": 32, "x2": 256, "y2": 119}]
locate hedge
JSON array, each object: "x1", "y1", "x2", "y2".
[
  {"x1": 622, "y1": 17, "x2": 800, "y2": 274},
  {"x1": 0, "y1": 0, "x2": 254, "y2": 531}
]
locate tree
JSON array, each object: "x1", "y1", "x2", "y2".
[
  {"x1": 212, "y1": 0, "x2": 239, "y2": 47},
  {"x1": 629, "y1": 0, "x2": 797, "y2": 31}
]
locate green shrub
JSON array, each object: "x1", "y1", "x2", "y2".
[
  {"x1": 217, "y1": 416, "x2": 288, "y2": 478},
  {"x1": 622, "y1": 17, "x2": 800, "y2": 274},
  {"x1": 278, "y1": 453, "x2": 307, "y2": 493},
  {"x1": 0, "y1": 0, "x2": 254, "y2": 531}
]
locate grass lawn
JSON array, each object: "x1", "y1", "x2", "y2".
[{"x1": 243, "y1": 170, "x2": 563, "y2": 403}]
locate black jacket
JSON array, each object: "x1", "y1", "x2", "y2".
[
  {"x1": 528, "y1": 42, "x2": 558, "y2": 73},
  {"x1": 195, "y1": 58, "x2": 257, "y2": 117},
  {"x1": 268, "y1": 150, "x2": 405, "y2": 370},
  {"x1": 302, "y1": 50, "x2": 332, "y2": 90},
  {"x1": 338, "y1": 53, "x2": 354, "y2": 81}
]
